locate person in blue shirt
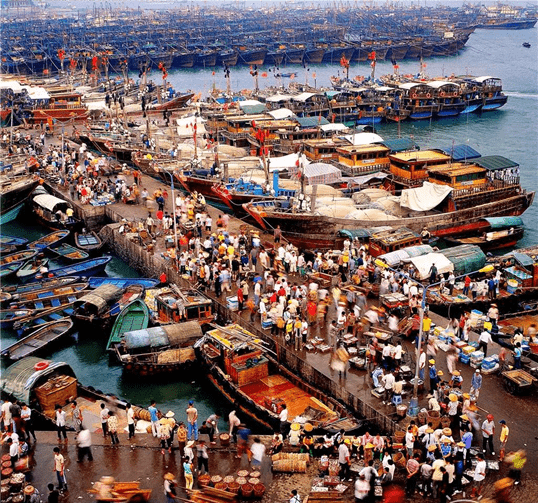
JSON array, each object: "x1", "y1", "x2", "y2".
[
  {"x1": 148, "y1": 400, "x2": 159, "y2": 438},
  {"x1": 513, "y1": 342, "x2": 522, "y2": 369},
  {"x1": 470, "y1": 369, "x2": 483, "y2": 399},
  {"x1": 372, "y1": 367, "x2": 384, "y2": 388},
  {"x1": 429, "y1": 360, "x2": 438, "y2": 393}
]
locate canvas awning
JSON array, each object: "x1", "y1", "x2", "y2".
[
  {"x1": 474, "y1": 156, "x2": 518, "y2": 171},
  {"x1": 124, "y1": 322, "x2": 202, "y2": 351},
  {"x1": 512, "y1": 252, "x2": 534, "y2": 268},
  {"x1": 440, "y1": 145, "x2": 481, "y2": 161},
  {"x1": 381, "y1": 138, "x2": 417, "y2": 152},
  {"x1": 338, "y1": 228, "x2": 373, "y2": 239},
  {"x1": 409, "y1": 253, "x2": 454, "y2": 281},
  {"x1": 266, "y1": 153, "x2": 308, "y2": 172},
  {"x1": 344, "y1": 132, "x2": 384, "y2": 146},
  {"x1": 33, "y1": 194, "x2": 70, "y2": 213},
  {"x1": 296, "y1": 116, "x2": 329, "y2": 128},
  {"x1": 400, "y1": 182, "x2": 452, "y2": 212},
  {"x1": 239, "y1": 100, "x2": 266, "y2": 114},
  {"x1": 74, "y1": 284, "x2": 122, "y2": 313},
  {"x1": 345, "y1": 172, "x2": 388, "y2": 185},
  {"x1": 483, "y1": 216, "x2": 523, "y2": 229},
  {"x1": 267, "y1": 108, "x2": 295, "y2": 120},
  {"x1": 265, "y1": 93, "x2": 293, "y2": 103}
]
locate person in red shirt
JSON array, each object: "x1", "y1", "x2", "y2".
[{"x1": 237, "y1": 286, "x2": 244, "y2": 312}]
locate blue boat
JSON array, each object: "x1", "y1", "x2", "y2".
[
  {"x1": 21, "y1": 256, "x2": 113, "y2": 283},
  {"x1": 0, "y1": 202, "x2": 24, "y2": 226},
  {"x1": 0, "y1": 235, "x2": 29, "y2": 248},
  {"x1": 27, "y1": 230, "x2": 70, "y2": 251},
  {"x1": 88, "y1": 277, "x2": 160, "y2": 289}
]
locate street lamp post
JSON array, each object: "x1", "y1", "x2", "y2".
[
  {"x1": 374, "y1": 259, "x2": 494, "y2": 415},
  {"x1": 161, "y1": 168, "x2": 179, "y2": 270}
]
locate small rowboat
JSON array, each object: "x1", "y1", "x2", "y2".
[
  {"x1": 9, "y1": 289, "x2": 87, "y2": 312},
  {"x1": 0, "y1": 261, "x2": 26, "y2": 279},
  {"x1": 0, "y1": 276, "x2": 78, "y2": 296},
  {"x1": 20, "y1": 256, "x2": 112, "y2": 283},
  {"x1": 47, "y1": 242, "x2": 90, "y2": 262},
  {"x1": 9, "y1": 282, "x2": 88, "y2": 305},
  {"x1": 27, "y1": 230, "x2": 70, "y2": 251},
  {"x1": 0, "y1": 249, "x2": 37, "y2": 267},
  {"x1": 106, "y1": 299, "x2": 150, "y2": 352},
  {"x1": 14, "y1": 304, "x2": 77, "y2": 336},
  {"x1": 74, "y1": 231, "x2": 103, "y2": 254},
  {"x1": 0, "y1": 236, "x2": 28, "y2": 254},
  {"x1": 16, "y1": 258, "x2": 50, "y2": 281},
  {"x1": 0, "y1": 309, "x2": 37, "y2": 329},
  {"x1": 88, "y1": 277, "x2": 160, "y2": 289},
  {"x1": 1, "y1": 319, "x2": 74, "y2": 361}
]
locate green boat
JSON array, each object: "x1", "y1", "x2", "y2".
[
  {"x1": 106, "y1": 299, "x2": 150, "y2": 352},
  {"x1": 47, "y1": 242, "x2": 90, "y2": 262}
]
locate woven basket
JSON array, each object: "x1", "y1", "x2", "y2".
[
  {"x1": 214, "y1": 482, "x2": 228, "y2": 491},
  {"x1": 392, "y1": 452, "x2": 406, "y2": 468},
  {"x1": 227, "y1": 482, "x2": 240, "y2": 494},
  {"x1": 198, "y1": 474, "x2": 210, "y2": 487},
  {"x1": 253, "y1": 483, "x2": 266, "y2": 497},
  {"x1": 241, "y1": 483, "x2": 253, "y2": 497}
]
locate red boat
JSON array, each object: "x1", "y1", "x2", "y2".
[
  {"x1": 151, "y1": 92, "x2": 194, "y2": 111},
  {"x1": 30, "y1": 92, "x2": 89, "y2": 124}
]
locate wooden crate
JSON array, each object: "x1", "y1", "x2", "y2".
[
  {"x1": 231, "y1": 360, "x2": 269, "y2": 386},
  {"x1": 35, "y1": 375, "x2": 77, "y2": 412}
]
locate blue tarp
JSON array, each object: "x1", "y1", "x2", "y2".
[
  {"x1": 381, "y1": 138, "x2": 418, "y2": 152},
  {"x1": 512, "y1": 252, "x2": 534, "y2": 268},
  {"x1": 296, "y1": 116, "x2": 330, "y2": 128},
  {"x1": 440, "y1": 144, "x2": 481, "y2": 161},
  {"x1": 483, "y1": 216, "x2": 524, "y2": 230},
  {"x1": 475, "y1": 156, "x2": 519, "y2": 171}
]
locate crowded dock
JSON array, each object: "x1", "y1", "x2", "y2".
[{"x1": 1, "y1": 3, "x2": 538, "y2": 503}]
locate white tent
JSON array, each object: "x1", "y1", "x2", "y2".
[
  {"x1": 408, "y1": 252, "x2": 454, "y2": 281},
  {"x1": 343, "y1": 132, "x2": 384, "y2": 146},
  {"x1": 400, "y1": 182, "x2": 452, "y2": 212},
  {"x1": 267, "y1": 108, "x2": 295, "y2": 120},
  {"x1": 265, "y1": 153, "x2": 308, "y2": 172},
  {"x1": 176, "y1": 116, "x2": 207, "y2": 138},
  {"x1": 320, "y1": 123, "x2": 348, "y2": 132}
]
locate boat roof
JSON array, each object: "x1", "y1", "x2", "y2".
[
  {"x1": 338, "y1": 144, "x2": 389, "y2": 154},
  {"x1": 267, "y1": 108, "x2": 295, "y2": 120},
  {"x1": 390, "y1": 150, "x2": 450, "y2": 162},
  {"x1": 265, "y1": 93, "x2": 294, "y2": 103},
  {"x1": 344, "y1": 132, "x2": 384, "y2": 146},
  {"x1": 381, "y1": 138, "x2": 418, "y2": 152},
  {"x1": 512, "y1": 252, "x2": 534, "y2": 268},
  {"x1": 370, "y1": 226, "x2": 420, "y2": 243},
  {"x1": 484, "y1": 216, "x2": 524, "y2": 229},
  {"x1": 1, "y1": 357, "x2": 75, "y2": 404},
  {"x1": 439, "y1": 144, "x2": 481, "y2": 161},
  {"x1": 156, "y1": 289, "x2": 212, "y2": 308},
  {"x1": 474, "y1": 155, "x2": 519, "y2": 171},
  {"x1": 426, "y1": 81, "x2": 460, "y2": 89},
  {"x1": 124, "y1": 322, "x2": 202, "y2": 350},
  {"x1": 33, "y1": 193, "x2": 69, "y2": 212},
  {"x1": 473, "y1": 76, "x2": 501, "y2": 83},
  {"x1": 74, "y1": 284, "x2": 122, "y2": 311},
  {"x1": 205, "y1": 323, "x2": 260, "y2": 350},
  {"x1": 427, "y1": 163, "x2": 486, "y2": 176},
  {"x1": 398, "y1": 82, "x2": 421, "y2": 90},
  {"x1": 296, "y1": 116, "x2": 330, "y2": 127},
  {"x1": 292, "y1": 92, "x2": 321, "y2": 102},
  {"x1": 238, "y1": 100, "x2": 266, "y2": 114}
]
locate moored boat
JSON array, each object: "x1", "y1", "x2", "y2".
[
  {"x1": 7, "y1": 282, "x2": 88, "y2": 306},
  {"x1": 32, "y1": 194, "x2": 81, "y2": 231},
  {"x1": 0, "y1": 276, "x2": 78, "y2": 297},
  {"x1": 7, "y1": 289, "x2": 87, "y2": 312},
  {"x1": 27, "y1": 230, "x2": 70, "y2": 251},
  {"x1": 0, "y1": 260, "x2": 26, "y2": 279},
  {"x1": 0, "y1": 249, "x2": 38, "y2": 267},
  {"x1": 115, "y1": 321, "x2": 203, "y2": 375},
  {"x1": 197, "y1": 324, "x2": 362, "y2": 433},
  {"x1": 0, "y1": 309, "x2": 36, "y2": 329},
  {"x1": 87, "y1": 277, "x2": 160, "y2": 289},
  {"x1": 13, "y1": 303, "x2": 77, "y2": 336},
  {"x1": 20, "y1": 256, "x2": 112, "y2": 283},
  {"x1": 47, "y1": 242, "x2": 90, "y2": 262},
  {"x1": 74, "y1": 231, "x2": 104, "y2": 255},
  {"x1": 0, "y1": 235, "x2": 29, "y2": 252},
  {"x1": 1, "y1": 319, "x2": 74, "y2": 361},
  {"x1": 0, "y1": 174, "x2": 40, "y2": 225},
  {"x1": 106, "y1": 299, "x2": 150, "y2": 352},
  {"x1": 16, "y1": 257, "x2": 50, "y2": 281},
  {"x1": 154, "y1": 286, "x2": 214, "y2": 326}
]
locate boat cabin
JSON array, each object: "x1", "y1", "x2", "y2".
[
  {"x1": 427, "y1": 163, "x2": 487, "y2": 190},
  {"x1": 32, "y1": 193, "x2": 75, "y2": 229},
  {"x1": 73, "y1": 284, "x2": 123, "y2": 322},
  {"x1": 303, "y1": 137, "x2": 349, "y2": 162},
  {"x1": 369, "y1": 227, "x2": 422, "y2": 257},
  {"x1": 389, "y1": 150, "x2": 451, "y2": 187},
  {"x1": 202, "y1": 324, "x2": 269, "y2": 387},
  {"x1": 337, "y1": 144, "x2": 390, "y2": 175},
  {"x1": 154, "y1": 288, "x2": 213, "y2": 325}
]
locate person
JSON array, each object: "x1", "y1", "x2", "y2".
[
  {"x1": 158, "y1": 418, "x2": 172, "y2": 455},
  {"x1": 354, "y1": 473, "x2": 370, "y2": 501},
  {"x1": 236, "y1": 424, "x2": 251, "y2": 461},
  {"x1": 186, "y1": 400, "x2": 198, "y2": 441},
  {"x1": 20, "y1": 403, "x2": 36, "y2": 442},
  {"x1": 76, "y1": 427, "x2": 93, "y2": 462},
  {"x1": 428, "y1": 360, "x2": 438, "y2": 394},
  {"x1": 196, "y1": 439, "x2": 209, "y2": 474},
  {"x1": 505, "y1": 449, "x2": 526, "y2": 485},
  {"x1": 405, "y1": 426, "x2": 415, "y2": 459},
  {"x1": 183, "y1": 456, "x2": 194, "y2": 490},
  {"x1": 478, "y1": 328, "x2": 492, "y2": 357},
  {"x1": 289, "y1": 489, "x2": 301, "y2": 503},
  {"x1": 382, "y1": 369, "x2": 395, "y2": 405},
  {"x1": 279, "y1": 403, "x2": 289, "y2": 437},
  {"x1": 428, "y1": 262, "x2": 438, "y2": 285},
  {"x1": 499, "y1": 419, "x2": 509, "y2": 462},
  {"x1": 100, "y1": 402, "x2": 109, "y2": 438},
  {"x1": 274, "y1": 225, "x2": 282, "y2": 244},
  {"x1": 126, "y1": 403, "x2": 135, "y2": 440},
  {"x1": 53, "y1": 446, "x2": 67, "y2": 492},
  {"x1": 269, "y1": 431, "x2": 284, "y2": 455},
  {"x1": 176, "y1": 422, "x2": 187, "y2": 458},
  {"x1": 23, "y1": 485, "x2": 41, "y2": 503},
  {"x1": 206, "y1": 411, "x2": 220, "y2": 444},
  {"x1": 55, "y1": 405, "x2": 67, "y2": 442},
  {"x1": 338, "y1": 438, "x2": 351, "y2": 481},
  {"x1": 512, "y1": 342, "x2": 522, "y2": 369},
  {"x1": 184, "y1": 440, "x2": 195, "y2": 463},
  {"x1": 250, "y1": 437, "x2": 266, "y2": 468},
  {"x1": 2, "y1": 398, "x2": 13, "y2": 433},
  {"x1": 482, "y1": 414, "x2": 495, "y2": 456},
  {"x1": 47, "y1": 483, "x2": 60, "y2": 503},
  {"x1": 471, "y1": 452, "x2": 486, "y2": 498},
  {"x1": 108, "y1": 410, "x2": 119, "y2": 445},
  {"x1": 71, "y1": 401, "x2": 83, "y2": 432},
  {"x1": 406, "y1": 453, "x2": 420, "y2": 496},
  {"x1": 7, "y1": 437, "x2": 18, "y2": 467},
  {"x1": 470, "y1": 369, "x2": 483, "y2": 399},
  {"x1": 164, "y1": 473, "x2": 178, "y2": 503},
  {"x1": 229, "y1": 409, "x2": 241, "y2": 443}
]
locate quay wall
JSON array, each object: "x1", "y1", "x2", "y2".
[{"x1": 100, "y1": 224, "x2": 400, "y2": 436}]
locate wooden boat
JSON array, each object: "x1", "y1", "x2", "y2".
[
  {"x1": 106, "y1": 299, "x2": 150, "y2": 352},
  {"x1": 8, "y1": 282, "x2": 88, "y2": 305},
  {"x1": 0, "y1": 309, "x2": 36, "y2": 329},
  {"x1": 88, "y1": 277, "x2": 160, "y2": 289},
  {"x1": 13, "y1": 303, "x2": 77, "y2": 336},
  {"x1": 0, "y1": 249, "x2": 38, "y2": 267},
  {"x1": 0, "y1": 276, "x2": 78, "y2": 297},
  {"x1": 1, "y1": 319, "x2": 74, "y2": 361},
  {"x1": 15, "y1": 258, "x2": 50, "y2": 281},
  {"x1": 27, "y1": 230, "x2": 70, "y2": 251},
  {"x1": 47, "y1": 242, "x2": 90, "y2": 262},
  {"x1": 74, "y1": 231, "x2": 103, "y2": 254},
  {"x1": 9, "y1": 289, "x2": 87, "y2": 312},
  {"x1": 151, "y1": 92, "x2": 194, "y2": 111},
  {"x1": 154, "y1": 285, "x2": 214, "y2": 326},
  {"x1": 115, "y1": 321, "x2": 203, "y2": 375},
  {"x1": 0, "y1": 236, "x2": 28, "y2": 254},
  {"x1": 197, "y1": 324, "x2": 362, "y2": 433},
  {"x1": 30, "y1": 92, "x2": 89, "y2": 124},
  {"x1": 20, "y1": 256, "x2": 112, "y2": 283},
  {"x1": 32, "y1": 194, "x2": 81, "y2": 231},
  {"x1": 0, "y1": 174, "x2": 39, "y2": 225},
  {"x1": 0, "y1": 260, "x2": 26, "y2": 278}
]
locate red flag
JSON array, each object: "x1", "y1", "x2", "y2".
[
  {"x1": 91, "y1": 56, "x2": 98, "y2": 70},
  {"x1": 368, "y1": 51, "x2": 376, "y2": 60}
]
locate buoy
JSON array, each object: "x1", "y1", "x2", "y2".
[{"x1": 34, "y1": 361, "x2": 49, "y2": 371}]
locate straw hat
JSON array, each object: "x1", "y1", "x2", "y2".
[
  {"x1": 463, "y1": 393, "x2": 471, "y2": 399},
  {"x1": 457, "y1": 442, "x2": 465, "y2": 448},
  {"x1": 442, "y1": 438, "x2": 451, "y2": 443},
  {"x1": 427, "y1": 445, "x2": 437, "y2": 452},
  {"x1": 364, "y1": 442, "x2": 375, "y2": 449},
  {"x1": 164, "y1": 473, "x2": 175, "y2": 481},
  {"x1": 100, "y1": 476, "x2": 115, "y2": 485},
  {"x1": 461, "y1": 415, "x2": 469, "y2": 421},
  {"x1": 437, "y1": 370, "x2": 444, "y2": 376},
  {"x1": 165, "y1": 411, "x2": 175, "y2": 418},
  {"x1": 24, "y1": 486, "x2": 35, "y2": 495},
  {"x1": 468, "y1": 404, "x2": 478, "y2": 412},
  {"x1": 290, "y1": 423, "x2": 301, "y2": 431},
  {"x1": 494, "y1": 478, "x2": 513, "y2": 491},
  {"x1": 442, "y1": 428, "x2": 452, "y2": 436},
  {"x1": 304, "y1": 423, "x2": 313, "y2": 432},
  {"x1": 452, "y1": 370, "x2": 460, "y2": 376},
  {"x1": 429, "y1": 359, "x2": 435, "y2": 364},
  {"x1": 344, "y1": 438, "x2": 351, "y2": 445},
  {"x1": 186, "y1": 440, "x2": 195, "y2": 448},
  {"x1": 425, "y1": 428, "x2": 434, "y2": 434},
  {"x1": 449, "y1": 393, "x2": 458, "y2": 402}
]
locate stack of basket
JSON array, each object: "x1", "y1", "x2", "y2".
[{"x1": 272, "y1": 453, "x2": 309, "y2": 473}]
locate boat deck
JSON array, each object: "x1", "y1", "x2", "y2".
[{"x1": 240, "y1": 374, "x2": 335, "y2": 421}]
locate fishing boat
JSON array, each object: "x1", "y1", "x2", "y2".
[
  {"x1": 197, "y1": 324, "x2": 362, "y2": 433},
  {"x1": 27, "y1": 230, "x2": 70, "y2": 251},
  {"x1": 106, "y1": 299, "x2": 150, "y2": 352},
  {"x1": 115, "y1": 322, "x2": 203, "y2": 375},
  {"x1": 87, "y1": 277, "x2": 160, "y2": 289},
  {"x1": 0, "y1": 236, "x2": 28, "y2": 254},
  {"x1": 0, "y1": 309, "x2": 36, "y2": 329},
  {"x1": 442, "y1": 217, "x2": 525, "y2": 251},
  {"x1": 74, "y1": 231, "x2": 103, "y2": 255},
  {"x1": 0, "y1": 249, "x2": 38, "y2": 268},
  {"x1": 150, "y1": 92, "x2": 195, "y2": 111},
  {"x1": 47, "y1": 242, "x2": 89, "y2": 262},
  {"x1": 1, "y1": 319, "x2": 74, "y2": 361},
  {"x1": 13, "y1": 304, "x2": 77, "y2": 336},
  {"x1": 20, "y1": 256, "x2": 112, "y2": 283},
  {"x1": 154, "y1": 286, "x2": 214, "y2": 326},
  {"x1": 32, "y1": 194, "x2": 81, "y2": 231},
  {"x1": 16, "y1": 258, "x2": 50, "y2": 281},
  {"x1": 0, "y1": 174, "x2": 40, "y2": 225},
  {"x1": 8, "y1": 289, "x2": 87, "y2": 312},
  {"x1": 29, "y1": 91, "x2": 89, "y2": 124},
  {"x1": 0, "y1": 277, "x2": 78, "y2": 297},
  {"x1": 0, "y1": 261, "x2": 26, "y2": 279},
  {"x1": 522, "y1": 42, "x2": 531, "y2": 48},
  {"x1": 7, "y1": 282, "x2": 88, "y2": 306},
  {"x1": 243, "y1": 156, "x2": 535, "y2": 250}
]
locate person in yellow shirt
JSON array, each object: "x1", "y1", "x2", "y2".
[{"x1": 498, "y1": 419, "x2": 509, "y2": 461}]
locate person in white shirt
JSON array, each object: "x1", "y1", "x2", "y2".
[
  {"x1": 478, "y1": 329, "x2": 493, "y2": 357},
  {"x1": 381, "y1": 370, "x2": 395, "y2": 405},
  {"x1": 472, "y1": 453, "x2": 486, "y2": 497},
  {"x1": 55, "y1": 405, "x2": 67, "y2": 442},
  {"x1": 354, "y1": 473, "x2": 370, "y2": 500},
  {"x1": 126, "y1": 403, "x2": 135, "y2": 439},
  {"x1": 76, "y1": 428, "x2": 93, "y2": 462},
  {"x1": 250, "y1": 437, "x2": 266, "y2": 467},
  {"x1": 279, "y1": 404, "x2": 289, "y2": 436},
  {"x1": 1, "y1": 400, "x2": 12, "y2": 433}
]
